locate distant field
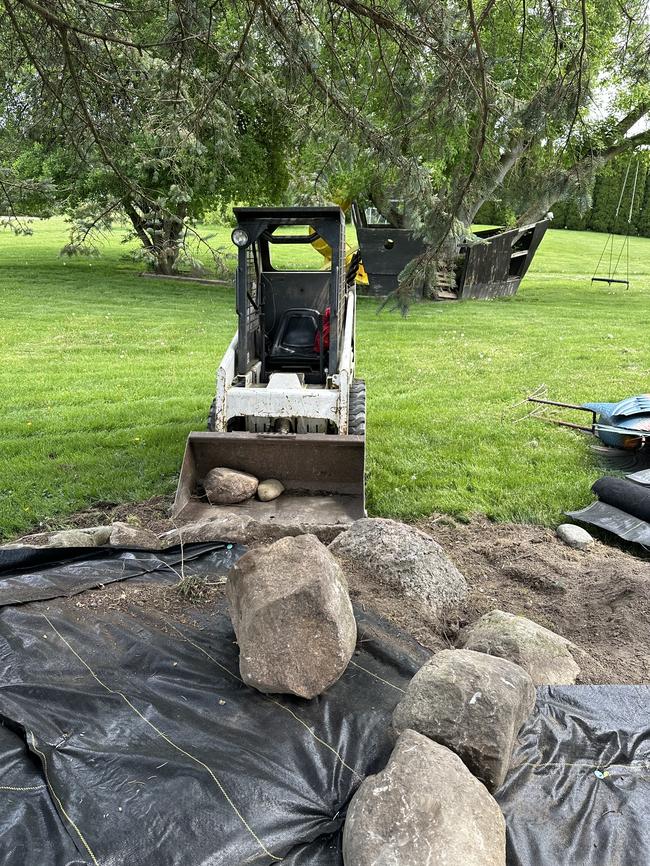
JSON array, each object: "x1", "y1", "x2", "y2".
[{"x1": 1, "y1": 218, "x2": 649, "y2": 538}]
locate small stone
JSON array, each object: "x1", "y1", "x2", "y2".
[
  {"x1": 343, "y1": 729, "x2": 506, "y2": 866},
  {"x1": 226, "y1": 534, "x2": 357, "y2": 698},
  {"x1": 329, "y1": 518, "x2": 467, "y2": 621},
  {"x1": 392, "y1": 649, "x2": 535, "y2": 792},
  {"x1": 257, "y1": 479, "x2": 284, "y2": 502},
  {"x1": 458, "y1": 609, "x2": 580, "y2": 685},
  {"x1": 109, "y1": 522, "x2": 160, "y2": 550},
  {"x1": 556, "y1": 523, "x2": 593, "y2": 549},
  {"x1": 48, "y1": 529, "x2": 96, "y2": 548},
  {"x1": 203, "y1": 467, "x2": 258, "y2": 505}
]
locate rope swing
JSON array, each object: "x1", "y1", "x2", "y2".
[{"x1": 591, "y1": 158, "x2": 640, "y2": 289}]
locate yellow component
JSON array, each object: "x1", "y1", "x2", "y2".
[
  {"x1": 355, "y1": 260, "x2": 369, "y2": 286},
  {"x1": 310, "y1": 226, "x2": 369, "y2": 285},
  {"x1": 310, "y1": 228, "x2": 332, "y2": 262}
]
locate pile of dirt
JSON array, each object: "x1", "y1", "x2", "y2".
[
  {"x1": 422, "y1": 516, "x2": 650, "y2": 685},
  {"x1": 14, "y1": 497, "x2": 650, "y2": 685},
  {"x1": 59, "y1": 495, "x2": 175, "y2": 536}
]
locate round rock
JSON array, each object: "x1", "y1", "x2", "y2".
[
  {"x1": 458, "y1": 609, "x2": 580, "y2": 685},
  {"x1": 257, "y1": 478, "x2": 284, "y2": 502},
  {"x1": 203, "y1": 467, "x2": 258, "y2": 505},
  {"x1": 329, "y1": 518, "x2": 467, "y2": 621},
  {"x1": 556, "y1": 523, "x2": 593, "y2": 549},
  {"x1": 48, "y1": 529, "x2": 96, "y2": 548},
  {"x1": 226, "y1": 534, "x2": 357, "y2": 698},
  {"x1": 109, "y1": 522, "x2": 161, "y2": 550},
  {"x1": 343, "y1": 729, "x2": 506, "y2": 866}
]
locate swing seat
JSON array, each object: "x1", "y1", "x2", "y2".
[{"x1": 591, "y1": 277, "x2": 629, "y2": 286}]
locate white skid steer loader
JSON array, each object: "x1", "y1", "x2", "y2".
[{"x1": 172, "y1": 206, "x2": 366, "y2": 527}]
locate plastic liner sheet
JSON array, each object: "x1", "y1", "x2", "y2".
[
  {"x1": 0, "y1": 543, "x2": 244, "y2": 607},
  {"x1": 628, "y1": 468, "x2": 650, "y2": 486},
  {"x1": 0, "y1": 548, "x2": 648, "y2": 865},
  {"x1": 498, "y1": 686, "x2": 650, "y2": 866},
  {"x1": 567, "y1": 501, "x2": 650, "y2": 546},
  {"x1": 0, "y1": 548, "x2": 429, "y2": 866}
]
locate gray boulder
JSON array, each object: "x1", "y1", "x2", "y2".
[
  {"x1": 109, "y1": 522, "x2": 161, "y2": 549},
  {"x1": 393, "y1": 649, "x2": 535, "y2": 791},
  {"x1": 226, "y1": 534, "x2": 357, "y2": 698},
  {"x1": 48, "y1": 529, "x2": 96, "y2": 548},
  {"x1": 556, "y1": 523, "x2": 593, "y2": 549},
  {"x1": 162, "y1": 515, "x2": 255, "y2": 547},
  {"x1": 257, "y1": 478, "x2": 284, "y2": 502},
  {"x1": 343, "y1": 729, "x2": 506, "y2": 866},
  {"x1": 458, "y1": 609, "x2": 580, "y2": 685},
  {"x1": 161, "y1": 516, "x2": 346, "y2": 548},
  {"x1": 87, "y1": 525, "x2": 113, "y2": 546},
  {"x1": 204, "y1": 467, "x2": 258, "y2": 505},
  {"x1": 329, "y1": 518, "x2": 467, "y2": 618}
]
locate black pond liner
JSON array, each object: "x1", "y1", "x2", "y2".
[{"x1": 0, "y1": 546, "x2": 648, "y2": 865}]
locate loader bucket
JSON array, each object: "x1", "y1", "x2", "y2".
[{"x1": 172, "y1": 432, "x2": 365, "y2": 526}]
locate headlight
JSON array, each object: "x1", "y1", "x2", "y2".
[{"x1": 231, "y1": 227, "x2": 249, "y2": 248}]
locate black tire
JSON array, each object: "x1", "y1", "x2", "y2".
[
  {"x1": 348, "y1": 378, "x2": 366, "y2": 435},
  {"x1": 207, "y1": 397, "x2": 217, "y2": 431}
]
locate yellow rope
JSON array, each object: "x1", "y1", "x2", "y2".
[
  {"x1": 29, "y1": 731, "x2": 100, "y2": 865},
  {"x1": 349, "y1": 660, "x2": 406, "y2": 694},
  {"x1": 169, "y1": 624, "x2": 362, "y2": 781},
  {"x1": 42, "y1": 615, "x2": 281, "y2": 863}
]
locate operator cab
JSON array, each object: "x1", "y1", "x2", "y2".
[{"x1": 231, "y1": 207, "x2": 358, "y2": 386}]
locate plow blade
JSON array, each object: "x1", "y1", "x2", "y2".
[{"x1": 172, "y1": 432, "x2": 365, "y2": 526}]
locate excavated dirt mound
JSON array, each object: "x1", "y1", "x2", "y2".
[
  {"x1": 13, "y1": 498, "x2": 650, "y2": 685},
  {"x1": 422, "y1": 516, "x2": 650, "y2": 685}
]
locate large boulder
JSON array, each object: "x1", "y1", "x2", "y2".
[
  {"x1": 109, "y1": 522, "x2": 161, "y2": 550},
  {"x1": 161, "y1": 515, "x2": 256, "y2": 547},
  {"x1": 393, "y1": 649, "x2": 535, "y2": 791},
  {"x1": 343, "y1": 729, "x2": 506, "y2": 866},
  {"x1": 160, "y1": 515, "x2": 344, "y2": 548},
  {"x1": 226, "y1": 534, "x2": 357, "y2": 698},
  {"x1": 203, "y1": 467, "x2": 258, "y2": 505},
  {"x1": 329, "y1": 518, "x2": 467, "y2": 619},
  {"x1": 48, "y1": 529, "x2": 96, "y2": 547},
  {"x1": 458, "y1": 609, "x2": 580, "y2": 685}
]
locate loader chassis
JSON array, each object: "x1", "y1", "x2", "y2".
[{"x1": 172, "y1": 206, "x2": 365, "y2": 526}]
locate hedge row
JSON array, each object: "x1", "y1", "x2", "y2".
[{"x1": 478, "y1": 152, "x2": 650, "y2": 237}]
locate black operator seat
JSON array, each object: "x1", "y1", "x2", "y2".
[{"x1": 270, "y1": 308, "x2": 320, "y2": 360}]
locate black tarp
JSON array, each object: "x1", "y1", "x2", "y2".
[
  {"x1": 498, "y1": 686, "x2": 650, "y2": 866},
  {"x1": 0, "y1": 546, "x2": 648, "y2": 865}
]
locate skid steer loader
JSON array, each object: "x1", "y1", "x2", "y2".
[{"x1": 172, "y1": 206, "x2": 366, "y2": 527}]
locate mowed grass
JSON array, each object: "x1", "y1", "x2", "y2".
[{"x1": 1, "y1": 218, "x2": 649, "y2": 539}]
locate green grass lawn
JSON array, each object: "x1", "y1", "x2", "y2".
[{"x1": 1, "y1": 218, "x2": 649, "y2": 539}]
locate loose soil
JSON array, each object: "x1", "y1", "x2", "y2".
[
  {"x1": 425, "y1": 515, "x2": 650, "y2": 685},
  {"x1": 12, "y1": 497, "x2": 650, "y2": 685}
]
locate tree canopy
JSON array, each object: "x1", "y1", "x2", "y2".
[{"x1": 1, "y1": 0, "x2": 648, "y2": 286}]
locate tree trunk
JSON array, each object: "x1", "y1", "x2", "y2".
[{"x1": 125, "y1": 200, "x2": 187, "y2": 274}]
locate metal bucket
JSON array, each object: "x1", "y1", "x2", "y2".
[{"x1": 172, "y1": 431, "x2": 365, "y2": 526}]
